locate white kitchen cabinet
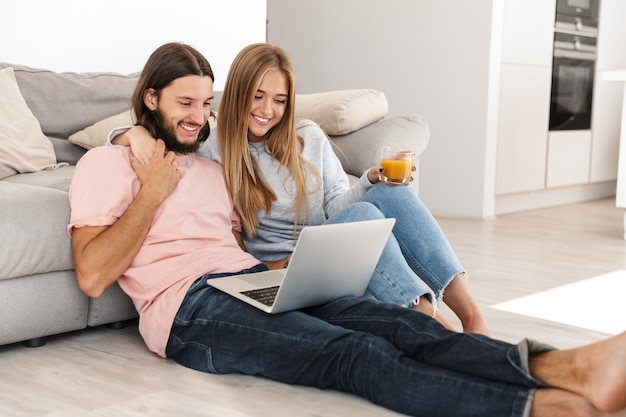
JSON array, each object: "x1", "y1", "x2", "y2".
[
  {"x1": 501, "y1": 0, "x2": 556, "y2": 66},
  {"x1": 590, "y1": 0, "x2": 626, "y2": 183},
  {"x1": 546, "y1": 130, "x2": 592, "y2": 187},
  {"x1": 590, "y1": 82, "x2": 622, "y2": 182},
  {"x1": 606, "y1": 71, "x2": 626, "y2": 238},
  {"x1": 496, "y1": 64, "x2": 551, "y2": 194},
  {"x1": 495, "y1": 0, "x2": 554, "y2": 195},
  {"x1": 497, "y1": 0, "x2": 625, "y2": 200}
]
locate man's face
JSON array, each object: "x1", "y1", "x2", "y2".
[{"x1": 148, "y1": 75, "x2": 214, "y2": 153}]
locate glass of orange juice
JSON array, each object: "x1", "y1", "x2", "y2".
[{"x1": 380, "y1": 146, "x2": 415, "y2": 185}]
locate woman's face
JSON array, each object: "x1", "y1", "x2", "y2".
[{"x1": 247, "y1": 69, "x2": 289, "y2": 142}]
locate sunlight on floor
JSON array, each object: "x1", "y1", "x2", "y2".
[{"x1": 491, "y1": 270, "x2": 626, "y2": 335}]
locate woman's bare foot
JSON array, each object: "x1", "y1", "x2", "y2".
[{"x1": 460, "y1": 313, "x2": 490, "y2": 336}]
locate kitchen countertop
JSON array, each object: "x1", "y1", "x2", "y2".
[{"x1": 603, "y1": 69, "x2": 626, "y2": 81}]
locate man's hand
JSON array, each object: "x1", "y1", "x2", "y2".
[{"x1": 131, "y1": 139, "x2": 180, "y2": 204}]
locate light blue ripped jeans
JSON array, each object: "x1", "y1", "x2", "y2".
[{"x1": 325, "y1": 183, "x2": 464, "y2": 308}]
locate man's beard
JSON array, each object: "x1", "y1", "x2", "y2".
[{"x1": 152, "y1": 108, "x2": 209, "y2": 154}]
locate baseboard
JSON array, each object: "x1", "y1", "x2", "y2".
[{"x1": 495, "y1": 181, "x2": 617, "y2": 216}]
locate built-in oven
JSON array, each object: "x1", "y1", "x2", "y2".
[
  {"x1": 555, "y1": 0, "x2": 599, "y2": 32},
  {"x1": 549, "y1": 30, "x2": 597, "y2": 131}
]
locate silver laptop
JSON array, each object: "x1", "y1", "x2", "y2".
[{"x1": 208, "y1": 218, "x2": 395, "y2": 313}]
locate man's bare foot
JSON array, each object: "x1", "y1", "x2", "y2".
[
  {"x1": 576, "y1": 331, "x2": 626, "y2": 412},
  {"x1": 533, "y1": 331, "x2": 626, "y2": 413},
  {"x1": 531, "y1": 389, "x2": 626, "y2": 417}
]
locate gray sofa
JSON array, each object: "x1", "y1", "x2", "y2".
[{"x1": 0, "y1": 62, "x2": 430, "y2": 348}]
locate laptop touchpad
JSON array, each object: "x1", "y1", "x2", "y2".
[{"x1": 239, "y1": 270, "x2": 285, "y2": 287}]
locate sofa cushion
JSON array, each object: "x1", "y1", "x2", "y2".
[
  {"x1": 3, "y1": 165, "x2": 75, "y2": 192},
  {"x1": 69, "y1": 110, "x2": 134, "y2": 150},
  {"x1": 295, "y1": 89, "x2": 388, "y2": 135},
  {"x1": 87, "y1": 283, "x2": 138, "y2": 327},
  {"x1": 0, "y1": 181, "x2": 74, "y2": 280},
  {"x1": 0, "y1": 62, "x2": 138, "y2": 139},
  {"x1": 0, "y1": 271, "x2": 88, "y2": 346},
  {"x1": 0, "y1": 67, "x2": 63, "y2": 180},
  {"x1": 328, "y1": 114, "x2": 430, "y2": 178},
  {"x1": 50, "y1": 137, "x2": 88, "y2": 165}
]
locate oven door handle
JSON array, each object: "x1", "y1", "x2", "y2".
[{"x1": 553, "y1": 49, "x2": 596, "y2": 61}]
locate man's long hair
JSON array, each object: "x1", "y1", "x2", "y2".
[{"x1": 131, "y1": 42, "x2": 215, "y2": 142}]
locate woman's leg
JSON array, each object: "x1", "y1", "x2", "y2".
[
  {"x1": 362, "y1": 184, "x2": 488, "y2": 334},
  {"x1": 325, "y1": 202, "x2": 455, "y2": 330},
  {"x1": 443, "y1": 271, "x2": 490, "y2": 335}
]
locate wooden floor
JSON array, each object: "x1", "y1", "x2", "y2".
[{"x1": 2, "y1": 198, "x2": 626, "y2": 417}]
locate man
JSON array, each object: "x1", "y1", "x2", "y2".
[{"x1": 69, "y1": 42, "x2": 626, "y2": 417}]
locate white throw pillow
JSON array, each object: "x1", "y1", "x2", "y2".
[
  {"x1": 68, "y1": 110, "x2": 134, "y2": 149},
  {"x1": 0, "y1": 67, "x2": 61, "y2": 180},
  {"x1": 295, "y1": 89, "x2": 388, "y2": 136}
]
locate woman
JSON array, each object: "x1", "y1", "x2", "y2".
[{"x1": 112, "y1": 43, "x2": 488, "y2": 335}]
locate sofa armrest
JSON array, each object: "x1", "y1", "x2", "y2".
[{"x1": 328, "y1": 114, "x2": 430, "y2": 178}]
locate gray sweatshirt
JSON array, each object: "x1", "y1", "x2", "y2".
[{"x1": 197, "y1": 119, "x2": 373, "y2": 261}]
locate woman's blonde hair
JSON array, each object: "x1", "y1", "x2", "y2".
[{"x1": 218, "y1": 43, "x2": 320, "y2": 237}]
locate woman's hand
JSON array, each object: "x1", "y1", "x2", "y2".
[
  {"x1": 263, "y1": 257, "x2": 292, "y2": 270},
  {"x1": 367, "y1": 166, "x2": 384, "y2": 184},
  {"x1": 128, "y1": 126, "x2": 158, "y2": 165},
  {"x1": 112, "y1": 126, "x2": 158, "y2": 165},
  {"x1": 367, "y1": 164, "x2": 416, "y2": 185}
]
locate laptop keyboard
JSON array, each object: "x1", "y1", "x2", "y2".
[{"x1": 240, "y1": 286, "x2": 280, "y2": 306}]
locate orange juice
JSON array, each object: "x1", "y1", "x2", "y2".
[
  {"x1": 380, "y1": 146, "x2": 415, "y2": 185},
  {"x1": 380, "y1": 158, "x2": 412, "y2": 184}
]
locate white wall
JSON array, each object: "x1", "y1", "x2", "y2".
[
  {"x1": 267, "y1": 0, "x2": 502, "y2": 218},
  {"x1": 1, "y1": 0, "x2": 266, "y2": 90}
]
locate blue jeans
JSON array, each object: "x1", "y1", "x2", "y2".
[
  {"x1": 326, "y1": 183, "x2": 464, "y2": 307},
  {"x1": 166, "y1": 270, "x2": 546, "y2": 417}
]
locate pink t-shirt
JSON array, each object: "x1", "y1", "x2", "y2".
[{"x1": 68, "y1": 146, "x2": 260, "y2": 357}]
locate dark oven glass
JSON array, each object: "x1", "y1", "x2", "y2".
[
  {"x1": 549, "y1": 57, "x2": 595, "y2": 131},
  {"x1": 556, "y1": 0, "x2": 599, "y2": 28}
]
